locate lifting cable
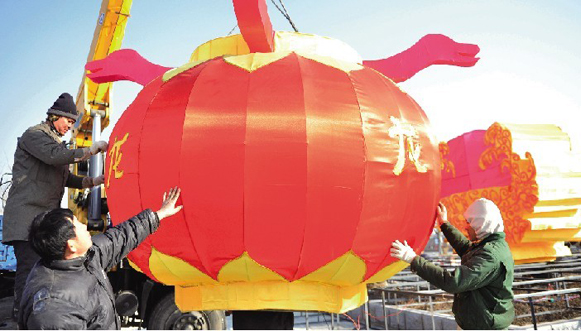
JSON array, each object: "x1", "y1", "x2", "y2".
[
  {"x1": 227, "y1": 24, "x2": 238, "y2": 36},
  {"x1": 227, "y1": 0, "x2": 299, "y2": 36},
  {"x1": 269, "y1": 0, "x2": 299, "y2": 32}
]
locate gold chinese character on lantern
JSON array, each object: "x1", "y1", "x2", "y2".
[
  {"x1": 106, "y1": 133, "x2": 129, "y2": 188},
  {"x1": 388, "y1": 116, "x2": 427, "y2": 176}
]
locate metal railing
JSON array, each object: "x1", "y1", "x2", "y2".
[{"x1": 297, "y1": 254, "x2": 581, "y2": 330}]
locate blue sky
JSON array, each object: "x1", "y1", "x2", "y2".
[{"x1": 1, "y1": 0, "x2": 580, "y2": 186}]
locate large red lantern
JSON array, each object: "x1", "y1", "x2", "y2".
[{"x1": 100, "y1": 0, "x2": 460, "y2": 313}]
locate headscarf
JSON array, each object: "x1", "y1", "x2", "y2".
[{"x1": 463, "y1": 198, "x2": 504, "y2": 240}]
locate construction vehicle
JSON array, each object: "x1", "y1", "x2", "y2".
[
  {"x1": 0, "y1": 215, "x2": 16, "y2": 299},
  {"x1": 66, "y1": 1, "x2": 225, "y2": 328}
]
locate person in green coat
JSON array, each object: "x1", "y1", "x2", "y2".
[{"x1": 391, "y1": 198, "x2": 515, "y2": 330}]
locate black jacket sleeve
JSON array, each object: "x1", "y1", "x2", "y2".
[
  {"x1": 65, "y1": 173, "x2": 85, "y2": 189},
  {"x1": 19, "y1": 129, "x2": 85, "y2": 166},
  {"x1": 91, "y1": 209, "x2": 160, "y2": 271}
]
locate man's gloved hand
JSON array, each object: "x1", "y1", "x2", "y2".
[
  {"x1": 82, "y1": 175, "x2": 105, "y2": 189},
  {"x1": 76, "y1": 141, "x2": 109, "y2": 162},
  {"x1": 89, "y1": 141, "x2": 108, "y2": 155},
  {"x1": 390, "y1": 240, "x2": 417, "y2": 263},
  {"x1": 93, "y1": 175, "x2": 105, "y2": 186}
]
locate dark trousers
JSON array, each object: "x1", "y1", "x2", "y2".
[
  {"x1": 12, "y1": 241, "x2": 40, "y2": 321},
  {"x1": 232, "y1": 311, "x2": 294, "y2": 330}
]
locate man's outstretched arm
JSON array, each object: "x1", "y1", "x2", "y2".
[{"x1": 91, "y1": 187, "x2": 183, "y2": 271}]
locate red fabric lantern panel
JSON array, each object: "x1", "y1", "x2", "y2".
[{"x1": 105, "y1": 52, "x2": 440, "y2": 311}]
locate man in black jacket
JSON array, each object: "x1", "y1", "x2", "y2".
[
  {"x1": 3, "y1": 92, "x2": 108, "y2": 318},
  {"x1": 18, "y1": 187, "x2": 183, "y2": 330}
]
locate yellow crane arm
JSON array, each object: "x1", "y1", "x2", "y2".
[
  {"x1": 74, "y1": 0, "x2": 133, "y2": 148},
  {"x1": 69, "y1": 0, "x2": 132, "y2": 229}
]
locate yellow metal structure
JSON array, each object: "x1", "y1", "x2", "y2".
[
  {"x1": 68, "y1": 0, "x2": 132, "y2": 225},
  {"x1": 74, "y1": 0, "x2": 132, "y2": 146},
  {"x1": 189, "y1": 31, "x2": 362, "y2": 65}
]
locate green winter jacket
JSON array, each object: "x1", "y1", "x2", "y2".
[
  {"x1": 2, "y1": 122, "x2": 85, "y2": 243},
  {"x1": 411, "y1": 223, "x2": 514, "y2": 330}
]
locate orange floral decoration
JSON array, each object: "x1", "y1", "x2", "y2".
[
  {"x1": 439, "y1": 142, "x2": 456, "y2": 178},
  {"x1": 441, "y1": 123, "x2": 538, "y2": 245}
]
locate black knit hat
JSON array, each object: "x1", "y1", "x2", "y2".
[{"x1": 47, "y1": 93, "x2": 79, "y2": 121}]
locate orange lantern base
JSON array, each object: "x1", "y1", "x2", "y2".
[{"x1": 176, "y1": 282, "x2": 368, "y2": 313}]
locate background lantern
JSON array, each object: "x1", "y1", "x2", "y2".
[{"x1": 440, "y1": 122, "x2": 581, "y2": 264}]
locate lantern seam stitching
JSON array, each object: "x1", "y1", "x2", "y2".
[
  {"x1": 328, "y1": 251, "x2": 366, "y2": 285},
  {"x1": 291, "y1": 53, "x2": 309, "y2": 281},
  {"x1": 180, "y1": 61, "x2": 217, "y2": 279},
  {"x1": 345, "y1": 69, "x2": 369, "y2": 275},
  {"x1": 365, "y1": 70, "x2": 410, "y2": 280},
  {"x1": 216, "y1": 251, "x2": 286, "y2": 282},
  {"x1": 135, "y1": 77, "x2": 166, "y2": 281},
  {"x1": 150, "y1": 246, "x2": 217, "y2": 284},
  {"x1": 241, "y1": 59, "x2": 250, "y2": 267},
  {"x1": 151, "y1": 246, "x2": 185, "y2": 284}
]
